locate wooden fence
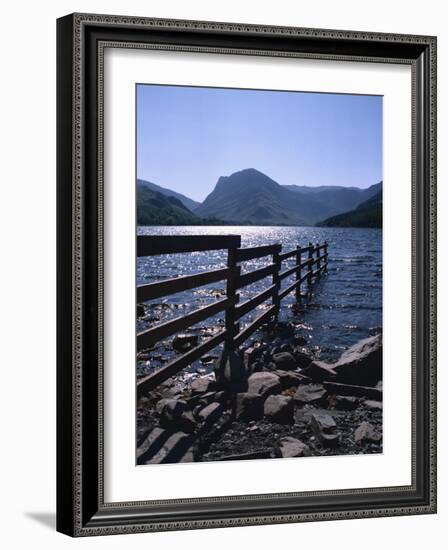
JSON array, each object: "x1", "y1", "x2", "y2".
[{"x1": 137, "y1": 235, "x2": 328, "y2": 396}]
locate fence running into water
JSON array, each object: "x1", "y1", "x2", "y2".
[{"x1": 137, "y1": 235, "x2": 328, "y2": 396}]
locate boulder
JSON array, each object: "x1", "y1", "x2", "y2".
[
  {"x1": 158, "y1": 399, "x2": 197, "y2": 433},
  {"x1": 172, "y1": 334, "x2": 199, "y2": 352},
  {"x1": 190, "y1": 375, "x2": 216, "y2": 394},
  {"x1": 323, "y1": 381, "x2": 382, "y2": 401},
  {"x1": 294, "y1": 384, "x2": 327, "y2": 405},
  {"x1": 197, "y1": 402, "x2": 223, "y2": 426},
  {"x1": 272, "y1": 352, "x2": 297, "y2": 371},
  {"x1": 276, "y1": 436, "x2": 310, "y2": 458},
  {"x1": 333, "y1": 334, "x2": 382, "y2": 386},
  {"x1": 264, "y1": 395, "x2": 294, "y2": 424},
  {"x1": 310, "y1": 413, "x2": 340, "y2": 448},
  {"x1": 302, "y1": 360, "x2": 338, "y2": 381},
  {"x1": 364, "y1": 400, "x2": 383, "y2": 411},
  {"x1": 276, "y1": 370, "x2": 308, "y2": 389},
  {"x1": 214, "y1": 350, "x2": 248, "y2": 393},
  {"x1": 235, "y1": 392, "x2": 264, "y2": 421},
  {"x1": 293, "y1": 350, "x2": 313, "y2": 369},
  {"x1": 354, "y1": 421, "x2": 382, "y2": 444},
  {"x1": 247, "y1": 371, "x2": 281, "y2": 398}
]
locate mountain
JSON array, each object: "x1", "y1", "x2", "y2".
[
  {"x1": 195, "y1": 169, "x2": 382, "y2": 226},
  {"x1": 284, "y1": 183, "x2": 381, "y2": 217},
  {"x1": 137, "y1": 178, "x2": 201, "y2": 211},
  {"x1": 196, "y1": 169, "x2": 329, "y2": 225},
  {"x1": 316, "y1": 184, "x2": 382, "y2": 228},
  {"x1": 137, "y1": 184, "x2": 202, "y2": 225}
]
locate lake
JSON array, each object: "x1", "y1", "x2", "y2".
[{"x1": 137, "y1": 226, "x2": 382, "y2": 378}]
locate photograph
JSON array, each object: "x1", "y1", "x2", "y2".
[{"x1": 135, "y1": 84, "x2": 383, "y2": 465}]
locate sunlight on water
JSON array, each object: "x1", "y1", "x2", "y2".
[{"x1": 137, "y1": 226, "x2": 382, "y2": 374}]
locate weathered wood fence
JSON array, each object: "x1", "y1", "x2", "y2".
[{"x1": 137, "y1": 235, "x2": 328, "y2": 396}]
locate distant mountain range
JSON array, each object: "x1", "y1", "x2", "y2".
[
  {"x1": 316, "y1": 184, "x2": 382, "y2": 228},
  {"x1": 137, "y1": 169, "x2": 382, "y2": 228}
]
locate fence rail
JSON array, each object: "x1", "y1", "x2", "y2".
[{"x1": 136, "y1": 235, "x2": 328, "y2": 396}]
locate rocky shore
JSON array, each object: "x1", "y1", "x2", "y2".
[{"x1": 137, "y1": 322, "x2": 382, "y2": 464}]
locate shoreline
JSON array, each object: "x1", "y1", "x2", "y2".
[{"x1": 137, "y1": 322, "x2": 383, "y2": 464}]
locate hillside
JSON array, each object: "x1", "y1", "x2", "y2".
[
  {"x1": 316, "y1": 184, "x2": 382, "y2": 228},
  {"x1": 137, "y1": 184, "x2": 202, "y2": 225},
  {"x1": 137, "y1": 178, "x2": 201, "y2": 211},
  {"x1": 195, "y1": 169, "x2": 331, "y2": 225}
]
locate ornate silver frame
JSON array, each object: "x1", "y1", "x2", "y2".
[{"x1": 57, "y1": 13, "x2": 437, "y2": 536}]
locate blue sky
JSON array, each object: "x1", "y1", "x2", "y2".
[{"x1": 137, "y1": 84, "x2": 382, "y2": 202}]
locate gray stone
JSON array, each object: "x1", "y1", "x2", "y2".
[
  {"x1": 310, "y1": 413, "x2": 340, "y2": 448},
  {"x1": 323, "y1": 381, "x2": 382, "y2": 401},
  {"x1": 276, "y1": 436, "x2": 310, "y2": 458},
  {"x1": 354, "y1": 421, "x2": 382, "y2": 444},
  {"x1": 156, "y1": 398, "x2": 187, "y2": 417},
  {"x1": 303, "y1": 360, "x2": 338, "y2": 381},
  {"x1": 137, "y1": 428, "x2": 195, "y2": 464},
  {"x1": 334, "y1": 334, "x2": 382, "y2": 386},
  {"x1": 272, "y1": 352, "x2": 297, "y2": 371},
  {"x1": 190, "y1": 375, "x2": 216, "y2": 394},
  {"x1": 364, "y1": 400, "x2": 383, "y2": 411},
  {"x1": 214, "y1": 350, "x2": 248, "y2": 392},
  {"x1": 264, "y1": 395, "x2": 294, "y2": 424},
  {"x1": 197, "y1": 402, "x2": 223, "y2": 425},
  {"x1": 235, "y1": 392, "x2": 264, "y2": 421},
  {"x1": 247, "y1": 372, "x2": 281, "y2": 398},
  {"x1": 294, "y1": 384, "x2": 327, "y2": 404},
  {"x1": 172, "y1": 334, "x2": 199, "y2": 352},
  {"x1": 276, "y1": 370, "x2": 308, "y2": 389}
]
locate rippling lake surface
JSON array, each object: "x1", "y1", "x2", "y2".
[{"x1": 137, "y1": 226, "x2": 382, "y2": 378}]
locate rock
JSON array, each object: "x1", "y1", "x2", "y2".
[
  {"x1": 302, "y1": 360, "x2": 338, "y2": 381},
  {"x1": 334, "y1": 334, "x2": 382, "y2": 386},
  {"x1": 364, "y1": 400, "x2": 383, "y2": 411},
  {"x1": 276, "y1": 370, "x2": 308, "y2": 389},
  {"x1": 190, "y1": 375, "x2": 216, "y2": 394},
  {"x1": 157, "y1": 399, "x2": 197, "y2": 433},
  {"x1": 264, "y1": 395, "x2": 294, "y2": 424},
  {"x1": 354, "y1": 421, "x2": 382, "y2": 444},
  {"x1": 156, "y1": 398, "x2": 187, "y2": 417},
  {"x1": 137, "y1": 304, "x2": 145, "y2": 318},
  {"x1": 293, "y1": 351, "x2": 313, "y2": 369},
  {"x1": 329, "y1": 395, "x2": 359, "y2": 411},
  {"x1": 137, "y1": 427, "x2": 195, "y2": 464},
  {"x1": 235, "y1": 392, "x2": 264, "y2": 421},
  {"x1": 197, "y1": 402, "x2": 223, "y2": 425},
  {"x1": 247, "y1": 372, "x2": 282, "y2": 398},
  {"x1": 214, "y1": 350, "x2": 248, "y2": 392},
  {"x1": 272, "y1": 352, "x2": 297, "y2": 371},
  {"x1": 294, "y1": 383, "x2": 327, "y2": 404},
  {"x1": 310, "y1": 413, "x2": 340, "y2": 448},
  {"x1": 172, "y1": 334, "x2": 199, "y2": 352},
  {"x1": 323, "y1": 381, "x2": 382, "y2": 400},
  {"x1": 276, "y1": 436, "x2": 310, "y2": 458}
]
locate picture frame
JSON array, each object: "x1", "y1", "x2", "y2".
[{"x1": 56, "y1": 12, "x2": 437, "y2": 537}]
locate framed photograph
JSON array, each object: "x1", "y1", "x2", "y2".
[{"x1": 56, "y1": 13, "x2": 437, "y2": 536}]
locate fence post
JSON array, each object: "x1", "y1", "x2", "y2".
[
  {"x1": 324, "y1": 241, "x2": 328, "y2": 273},
  {"x1": 295, "y1": 245, "x2": 302, "y2": 301},
  {"x1": 272, "y1": 247, "x2": 281, "y2": 318},
  {"x1": 316, "y1": 241, "x2": 321, "y2": 277},
  {"x1": 225, "y1": 246, "x2": 240, "y2": 354},
  {"x1": 307, "y1": 242, "x2": 313, "y2": 294}
]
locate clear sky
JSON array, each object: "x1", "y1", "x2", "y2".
[{"x1": 137, "y1": 84, "x2": 382, "y2": 202}]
